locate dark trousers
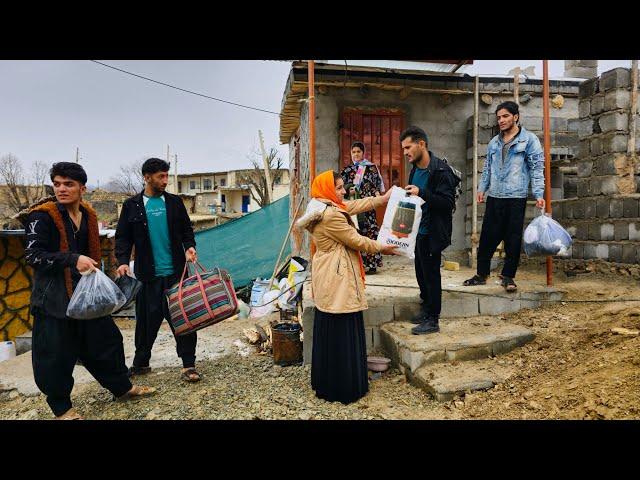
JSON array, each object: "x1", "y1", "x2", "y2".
[
  {"x1": 133, "y1": 274, "x2": 197, "y2": 369},
  {"x1": 32, "y1": 312, "x2": 132, "y2": 417},
  {"x1": 477, "y1": 196, "x2": 528, "y2": 279},
  {"x1": 414, "y1": 234, "x2": 442, "y2": 320}
]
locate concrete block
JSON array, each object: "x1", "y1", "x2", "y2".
[
  {"x1": 445, "y1": 345, "x2": 492, "y2": 362},
  {"x1": 564, "y1": 201, "x2": 574, "y2": 219},
  {"x1": 571, "y1": 242, "x2": 584, "y2": 259},
  {"x1": 399, "y1": 347, "x2": 425, "y2": 373},
  {"x1": 590, "y1": 94, "x2": 605, "y2": 115},
  {"x1": 579, "y1": 77, "x2": 599, "y2": 98},
  {"x1": 372, "y1": 328, "x2": 381, "y2": 349},
  {"x1": 602, "y1": 132, "x2": 629, "y2": 154},
  {"x1": 555, "y1": 132, "x2": 578, "y2": 148},
  {"x1": 584, "y1": 243, "x2": 597, "y2": 259},
  {"x1": 600, "y1": 223, "x2": 615, "y2": 241},
  {"x1": 363, "y1": 305, "x2": 394, "y2": 327},
  {"x1": 551, "y1": 117, "x2": 568, "y2": 132},
  {"x1": 478, "y1": 296, "x2": 521, "y2": 316},
  {"x1": 584, "y1": 199, "x2": 597, "y2": 218},
  {"x1": 578, "y1": 139, "x2": 590, "y2": 158},
  {"x1": 623, "y1": 244, "x2": 636, "y2": 263},
  {"x1": 578, "y1": 99, "x2": 591, "y2": 118},
  {"x1": 615, "y1": 221, "x2": 630, "y2": 241},
  {"x1": 599, "y1": 111, "x2": 628, "y2": 133},
  {"x1": 573, "y1": 199, "x2": 586, "y2": 218},
  {"x1": 623, "y1": 198, "x2": 639, "y2": 218},
  {"x1": 393, "y1": 303, "x2": 422, "y2": 323},
  {"x1": 610, "y1": 198, "x2": 624, "y2": 218},
  {"x1": 595, "y1": 154, "x2": 618, "y2": 176},
  {"x1": 596, "y1": 244, "x2": 609, "y2": 259},
  {"x1": 600, "y1": 68, "x2": 631, "y2": 91},
  {"x1": 577, "y1": 179, "x2": 590, "y2": 198},
  {"x1": 596, "y1": 197, "x2": 610, "y2": 218},
  {"x1": 605, "y1": 89, "x2": 631, "y2": 111},
  {"x1": 609, "y1": 243, "x2": 624, "y2": 263},
  {"x1": 596, "y1": 176, "x2": 620, "y2": 196},
  {"x1": 629, "y1": 222, "x2": 640, "y2": 241},
  {"x1": 491, "y1": 334, "x2": 535, "y2": 356},
  {"x1": 590, "y1": 136, "x2": 603, "y2": 156},
  {"x1": 587, "y1": 223, "x2": 599, "y2": 241},
  {"x1": 478, "y1": 127, "x2": 493, "y2": 144},
  {"x1": 575, "y1": 223, "x2": 588, "y2": 240},
  {"x1": 566, "y1": 225, "x2": 578, "y2": 238},
  {"x1": 522, "y1": 116, "x2": 543, "y2": 131}
]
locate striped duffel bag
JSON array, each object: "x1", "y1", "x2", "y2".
[{"x1": 165, "y1": 260, "x2": 239, "y2": 336}]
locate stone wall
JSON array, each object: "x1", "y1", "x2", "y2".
[{"x1": 555, "y1": 67, "x2": 640, "y2": 264}]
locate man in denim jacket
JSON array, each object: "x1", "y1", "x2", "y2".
[{"x1": 464, "y1": 101, "x2": 545, "y2": 292}]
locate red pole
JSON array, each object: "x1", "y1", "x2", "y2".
[
  {"x1": 542, "y1": 60, "x2": 553, "y2": 286},
  {"x1": 309, "y1": 60, "x2": 316, "y2": 257}
]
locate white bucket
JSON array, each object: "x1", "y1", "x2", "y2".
[{"x1": 0, "y1": 341, "x2": 16, "y2": 362}]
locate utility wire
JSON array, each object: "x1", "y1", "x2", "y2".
[{"x1": 89, "y1": 60, "x2": 299, "y2": 119}]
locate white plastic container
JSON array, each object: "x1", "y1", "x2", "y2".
[
  {"x1": 0, "y1": 341, "x2": 16, "y2": 362},
  {"x1": 250, "y1": 278, "x2": 271, "y2": 307}
]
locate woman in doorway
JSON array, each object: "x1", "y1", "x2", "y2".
[
  {"x1": 296, "y1": 170, "x2": 397, "y2": 404},
  {"x1": 340, "y1": 142, "x2": 386, "y2": 274}
]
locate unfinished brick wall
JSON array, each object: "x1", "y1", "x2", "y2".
[{"x1": 554, "y1": 67, "x2": 640, "y2": 264}]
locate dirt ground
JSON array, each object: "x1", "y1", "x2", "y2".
[{"x1": 1, "y1": 264, "x2": 639, "y2": 420}]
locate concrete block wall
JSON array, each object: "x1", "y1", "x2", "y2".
[{"x1": 553, "y1": 67, "x2": 640, "y2": 265}]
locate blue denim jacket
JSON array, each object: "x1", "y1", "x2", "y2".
[{"x1": 479, "y1": 126, "x2": 545, "y2": 200}]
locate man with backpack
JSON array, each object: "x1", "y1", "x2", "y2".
[{"x1": 402, "y1": 126, "x2": 461, "y2": 335}]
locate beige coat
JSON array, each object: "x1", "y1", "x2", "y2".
[{"x1": 297, "y1": 196, "x2": 385, "y2": 314}]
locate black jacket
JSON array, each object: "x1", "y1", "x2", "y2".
[
  {"x1": 115, "y1": 191, "x2": 196, "y2": 282},
  {"x1": 24, "y1": 201, "x2": 102, "y2": 319},
  {"x1": 408, "y1": 152, "x2": 460, "y2": 254}
]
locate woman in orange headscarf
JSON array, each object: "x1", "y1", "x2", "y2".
[{"x1": 296, "y1": 170, "x2": 397, "y2": 404}]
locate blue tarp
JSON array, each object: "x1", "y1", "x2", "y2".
[{"x1": 194, "y1": 195, "x2": 291, "y2": 288}]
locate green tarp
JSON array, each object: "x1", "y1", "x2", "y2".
[{"x1": 194, "y1": 195, "x2": 291, "y2": 288}]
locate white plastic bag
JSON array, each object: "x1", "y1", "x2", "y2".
[
  {"x1": 523, "y1": 211, "x2": 573, "y2": 257},
  {"x1": 377, "y1": 186, "x2": 424, "y2": 259},
  {"x1": 250, "y1": 288, "x2": 280, "y2": 319},
  {"x1": 66, "y1": 269, "x2": 127, "y2": 319}
]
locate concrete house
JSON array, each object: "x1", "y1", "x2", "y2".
[{"x1": 279, "y1": 61, "x2": 591, "y2": 259}]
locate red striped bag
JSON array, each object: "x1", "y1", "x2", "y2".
[{"x1": 165, "y1": 260, "x2": 239, "y2": 336}]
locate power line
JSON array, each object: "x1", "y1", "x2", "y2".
[{"x1": 89, "y1": 60, "x2": 299, "y2": 119}]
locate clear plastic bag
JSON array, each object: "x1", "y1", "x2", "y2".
[
  {"x1": 66, "y1": 269, "x2": 127, "y2": 319},
  {"x1": 523, "y1": 210, "x2": 573, "y2": 257}
]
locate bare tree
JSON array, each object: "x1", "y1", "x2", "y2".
[
  {"x1": 0, "y1": 154, "x2": 51, "y2": 215},
  {"x1": 105, "y1": 159, "x2": 145, "y2": 195},
  {"x1": 238, "y1": 147, "x2": 284, "y2": 207}
]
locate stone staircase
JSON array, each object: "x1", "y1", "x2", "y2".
[{"x1": 379, "y1": 316, "x2": 536, "y2": 402}]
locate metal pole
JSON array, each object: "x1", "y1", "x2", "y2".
[
  {"x1": 471, "y1": 75, "x2": 479, "y2": 268},
  {"x1": 542, "y1": 60, "x2": 553, "y2": 287},
  {"x1": 628, "y1": 60, "x2": 638, "y2": 155},
  {"x1": 513, "y1": 70, "x2": 520, "y2": 105},
  {"x1": 308, "y1": 60, "x2": 316, "y2": 257},
  {"x1": 174, "y1": 153, "x2": 178, "y2": 194}
]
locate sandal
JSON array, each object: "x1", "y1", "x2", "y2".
[
  {"x1": 501, "y1": 276, "x2": 517, "y2": 293},
  {"x1": 127, "y1": 366, "x2": 151, "y2": 377},
  {"x1": 463, "y1": 274, "x2": 487, "y2": 286},
  {"x1": 182, "y1": 368, "x2": 202, "y2": 383},
  {"x1": 55, "y1": 408, "x2": 83, "y2": 420},
  {"x1": 115, "y1": 385, "x2": 157, "y2": 402}
]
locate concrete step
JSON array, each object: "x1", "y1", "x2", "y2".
[
  {"x1": 380, "y1": 318, "x2": 534, "y2": 373},
  {"x1": 15, "y1": 331, "x2": 32, "y2": 355},
  {"x1": 409, "y1": 357, "x2": 515, "y2": 402}
]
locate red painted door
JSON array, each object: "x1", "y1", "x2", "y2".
[{"x1": 340, "y1": 109, "x2": 405, "y2": 225}]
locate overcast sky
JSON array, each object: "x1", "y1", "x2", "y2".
[{"x1": 0, "y1": 59, "x2": 632, "y2": 188}]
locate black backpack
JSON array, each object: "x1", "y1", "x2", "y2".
[{"x1": 441, "y1": 157, "x2": 463, "y2": 213}]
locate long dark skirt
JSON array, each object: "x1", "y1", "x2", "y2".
[{"x1": 311, "y1": 309, "x2": 369, "y2": 404}]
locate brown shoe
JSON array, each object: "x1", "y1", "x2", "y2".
[
  {"x1": 55, "y1": 408, "x2": 83, "y2": 420},
  {"x1": 115, "y1": 385, "x2": 157, "y2": 402}
]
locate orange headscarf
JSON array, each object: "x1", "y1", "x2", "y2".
[{"x1": 310, "y1": 170, "x2": 366, "y2": 286}]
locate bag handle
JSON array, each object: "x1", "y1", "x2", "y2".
[{"x1": 177, "y1": 260, "x2": 216, "y2": 329}]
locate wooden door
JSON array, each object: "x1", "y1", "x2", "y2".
[{"x1": 340, "y1": 109, "x2": 405, "y2": 225}]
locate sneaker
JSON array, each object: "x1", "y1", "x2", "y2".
[
  {"x1": 501, "y1": 276, "x2": 517, "y2": 293},
  {"x1": 410, "y1": 311, "x2": 428, "y2": 324},
  {"x1": 411, "y1": 318, "x2": 440, "y2": 335}
]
